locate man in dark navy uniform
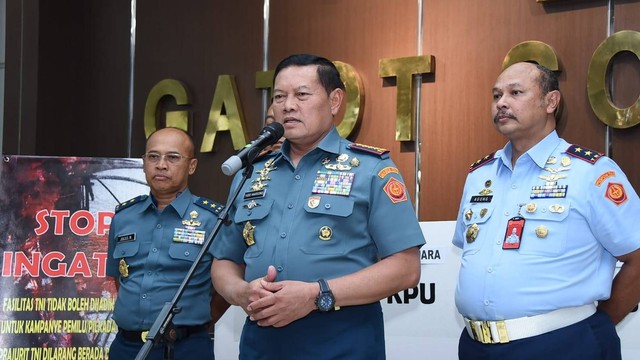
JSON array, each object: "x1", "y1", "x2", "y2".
[{"x1": 107, "y1": 127, "x2": 229, "y2": 359}]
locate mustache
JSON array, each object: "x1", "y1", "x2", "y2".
[{"x1": 494, "y1": 111, "x2": 517, "y2": 123}]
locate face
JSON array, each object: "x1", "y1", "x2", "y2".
[
  {"x1": 491, "y1": 62, "x2": 558, "y2": 141},
  {"x1": 265, "y1": 104, "x2": 284, "y2": 151},
  {"x1": 143, "y1": 128, "x2": 197, "y2": 197},
  {"x1": 272, "y1": 65, "x2": 343, "y2": 149}
]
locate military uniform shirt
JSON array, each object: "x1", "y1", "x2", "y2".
[
  {"x1": 213, "y1": 127, "x2": 425, "y2": 282},
  {"x1": 106, "y1": 189, "x2": 222, "y2": 330},
  {"x1": 453, "y1": 131, "x2": 640, "y2": 321}
]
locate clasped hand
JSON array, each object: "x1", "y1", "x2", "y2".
[{"x1": 243, "y1": 265, "x2": 317, "y2": 328}]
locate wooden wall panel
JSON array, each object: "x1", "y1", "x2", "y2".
[
  {"x1": 610, "y1": 1, "x2": 640, "y2": 196},
  {"x1": 421, "y1": 0, "x2": 612, "y2": 219},
  {"x1": 131, "y1": 0, "x2": 264, "y2": 199},
  {"x1": 3, "y1": 0, "x2": 638, "y2": 219}
]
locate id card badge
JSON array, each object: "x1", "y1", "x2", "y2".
[{"x1": 503, "y1": 216, "x2": 525, "y2": 250}]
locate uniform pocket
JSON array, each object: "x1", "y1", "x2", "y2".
[
  {"x1": 233, "y1": 199, "x2": 274, "y2": 258},
  {"x1": 300, "y1": 196, "x2": 354, "y2": 255},
  {"x1": 518, "y1": 201, "x2": 570, "y2": 256},
  {"x1": 460, "y1": 204, "x2": 495, "y2": 255}
]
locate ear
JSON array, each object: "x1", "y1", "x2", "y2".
[
  {"x1": 545, "y1": 90, "x2": 561, "y2": 114},
  {"x1": 188, "y1": 158, "x2": 198, "y2": 175},
  {"x1": 329, "y1": 88, "x2": 345, "y2": 116}
]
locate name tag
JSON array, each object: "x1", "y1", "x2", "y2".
[
  {"x1": 470, "y1": 195, "x2": 493, "y2": 203},
  {"x1": 116, "y1": 233, "x2": 136, "y2": 243}
]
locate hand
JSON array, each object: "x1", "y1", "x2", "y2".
[
  {"x1": 246, "y1": 278, "x2": 318, "y2": 328},
  {"x1": 237, "y1": 266, "x2": 278, "y2": 315}
]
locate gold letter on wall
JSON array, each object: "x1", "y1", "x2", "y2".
[
  {"x1": 379, "y1": 55, "x2": 435, "y2": 141},
  {"x1": 502, "y1": 41, "x2": 560, "y2": 71},
  {"x1": 201, "y1": 75, "x2": 248, "y2": 153},
  {"x1": 334, "y1": 61, "x2": 364, "y2": 139},
  {"x1": 144, "y1": 79, "x2": 191, "y2": 138},
  {"x1": 588, "y1": 30, "x2": 640, "y2": 129}
]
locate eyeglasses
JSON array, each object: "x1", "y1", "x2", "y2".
[{"x1": 142, "y1": 152, "x2": 192, "y2": 164}]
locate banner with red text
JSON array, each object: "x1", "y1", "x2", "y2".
[{"x1": 0, "y1": 155, "x2": 147, "y2": 360}]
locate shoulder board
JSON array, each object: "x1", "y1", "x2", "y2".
[
  {"x1": 115, "y1": 195, "x2": 148, "y2": 213},
  {"x1": 565, "y1": 144, "x2": 604, "y2": 164},
  {"x1": 469, "y1": 152, "x2": 496, "y2": 173},
  {"x1": 194, "y1": 197, "x2": 224, "y2": 215},
  {"x1": 348, "y1": 143, "x2": 390, "y2": 158}
]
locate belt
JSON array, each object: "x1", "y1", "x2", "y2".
[
  {"x1": 463, "y1": 303, "x2": 596, "y2": 344},
  {"x1": 118, "y1": 324, "x2": 209, "y2": 343}
]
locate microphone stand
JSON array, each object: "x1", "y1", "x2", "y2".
[{"x1": 135, "y1": 163, "x2": 255, "y2": 360}]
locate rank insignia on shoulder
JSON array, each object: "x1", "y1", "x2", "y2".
[
  {"x1": 195, "y1": 197, "x2": 224, "y2": 215},
  {"x1": 469, "y1": 153, "x2": 496, "y2": 173},
  {"x1": 348, "y1": 143, "x2": 390, "y2": 159},
  {"x1": 115, "y1": 195, "x2": 148, "y2": 213},
  {"x1": 565, "y1": 144, "x2": 603, "y2": 164}
]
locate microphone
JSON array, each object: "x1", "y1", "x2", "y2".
[{"x1": 221, "y1": 122, "x2": 285, "y2": 176}]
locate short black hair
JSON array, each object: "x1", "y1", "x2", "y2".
[
  {"x1": 273, "y1": 54, "x2": 345, "y2": 95},
  {"x1": 532, "y1": 63, "x2": 559, "y2": 95}
]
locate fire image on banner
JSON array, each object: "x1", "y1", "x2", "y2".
[{"x1": 0, "y1": 156, "x2": 148, "y2": 360}]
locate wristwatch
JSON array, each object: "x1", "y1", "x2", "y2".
[{"x1": 315, "y1": 278, "x2": 337, "y2": 312}]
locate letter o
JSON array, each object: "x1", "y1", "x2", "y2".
[{"x1": 587, "y1": 30, "x2": 640, "y2": 129}]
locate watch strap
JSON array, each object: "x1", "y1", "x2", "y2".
[{"x1": 318, "y1": 278, "x2": 330, "y2": 294}]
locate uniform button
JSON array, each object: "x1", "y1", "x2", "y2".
[
  {"x1": 487, "y1": 267, "x2": 493, "y2": 273},
  {"x1": 280, "y1": 233, "x2": 286, "y2": 238},
  {"x1": 511, "y1": 184, "x2": 517, "y2": 189},
  {"x1": 324, "y1": 204, "x2": 331, "y2": 209},
  {"x1": 484, "y1": 300, "x2": 490, "y2": 306},
  {"x1": 247, "y1": 210, "x2": 252, "y2": 215},
  {"x1": 147, "y1": 271, "x2": 152, "y2": 276},
  {"x1": 541, "y1": 208, "x2": 547, "y2": 213},
  {"x1": 276, "y1": 266, "x2": 283, "y2": 272},
  {"x1": 121, "y1": 250, "x2": 125, "y2": 255},
  {"x1": 184, "y1": 251, "x2": 190, "y2": 256},
  {"x1": 142, "y1": 294, "x2": 147, "y2": 299},
  {"x1": 156, "y1": 224, "x2": 162, "y2": 229},
  {"x1": 496, "y1": 240, "x2": 501, "y2": 245},
  {"x1": 152, "y1": 248, "x2": 158, "y2": 253},
  {"x1": 287, "y1": 204, "x2": 294, "y2": 209},
  {"x1": 295, "y1": 175, "x2": 301, "y2": 180},
  {"x1": 504, "y1": 211, "x2": 510, "y2": 216}
]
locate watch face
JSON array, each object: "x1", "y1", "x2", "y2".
[{"x1": 317, "y1": 294, "x2": 335, "y2": 312}]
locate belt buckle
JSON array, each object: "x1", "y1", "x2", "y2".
[
  {"x1": 470, "y1": 320, "x2": 510, "y2": 344},
  {"x1": 495, "y1": 320, "x2": 509, "y2": 343},
  {"x1": 141, "y1": 330, "x2": 148, "y2": 342}
]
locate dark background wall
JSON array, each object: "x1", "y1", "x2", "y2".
[{"x1": 3, "y1": 0, "x2": 640, "y2": 221}]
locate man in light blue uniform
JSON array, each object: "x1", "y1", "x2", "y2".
[
  {"x1": 453, "y1": 62, "x2": 640, "y2": 359},
  {"x1": 107, "y1": 127, "x2": 229, "y2": 359},
  {"x1": 212, "y1": 54, "x2": 425, "y2": 360}
]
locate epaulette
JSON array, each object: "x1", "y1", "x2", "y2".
[
  {"x1": 348, "y1": 143, "x2": 390, "y2": 159},
  {"x1": 469, "y1": 153, "x2": 496, "y2": 173},
  {"x1": 194, "y1": 197, "x2": 224, "y2": 215},
  {"x1": 115, "y1": 195, "x2": 148, "y2": 213},
  {"x1": 566, "y1": 144, "x2": 604, "y2": 164}
]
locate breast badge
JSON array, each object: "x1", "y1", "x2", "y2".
[
  {"x1": 308, "y1": 195, "x2": 321, "y2": 209},
  {"x1": 243, "y1": 221, "x2": 256, "y2": 246},
  {"x1": 319, "y1": 226, "x2": 332, "y2": 241},
  {"x1": 465, "y1": 224, "x2": 479, "y2": 243},
  {"x1": 119, "y1": 259, "x2": 129, "y2": 278},
  {"x1": 535, "y1": 225, "x2": 549, "y2": 238}
]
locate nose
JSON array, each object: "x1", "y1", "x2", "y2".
[
  {"x1": 495, "y1": 94, "x2": 508, "y2": 109},
  {"x1": 282, "y1": 95, "x2": 297, "y2": 112}
]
